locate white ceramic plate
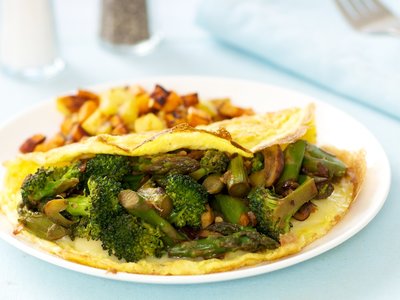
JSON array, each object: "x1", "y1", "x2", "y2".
[{"x1": 0, "y1": 76, "x2": 391, "y2": 284}]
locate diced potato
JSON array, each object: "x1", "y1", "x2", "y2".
[
  {"x1": 182, "y1": 93, "x2": 199, "y2": 107},
  {"x1": 119, "y1": 96, "x2": 138, "y2": 129},
  {"x1": 99, "y1": 88, "x2": 138, "y2": 129},
  {"x1": 78, "y1": 100, "x2": 98, "y2": 123},
  {"x1": 34, "y1": 133, "x2": 65, "y2": 152},
  {"x1": 134, "y1": 113, "x2": 165, "y2": 133},
  {"x1": 110, "y1": 115, "x2": 129, "y2": 135},
  {"x1": 150, "y1": 84, "x2": 169, "y2": 111},
  {"x1": 56, "y1": 96, "x2": 87, "y2": 115},
  {"x1": 135, "y1": 92, "x2": 151, "y2": 115},
  {"x1": 196, "y1": 101, "x2": 218, "y2": 118},
  {"x1": 187, "y1": 107, "x2": 211, "y2": 126},
  {"x1": 70, "y1": 123, "x2": 88, "y2": 142},
  {"x1": 163, "y1": 92, "x2": 182, "y2": 113},
  {"x1": 218, "y1": 101, "x2": 246, "y2": 118},
  {"x1": 81, "y1": 110, "x2": 109, "y2": 135},
  {"x1": 19, "y1": 134, "x2": 46, "y2": 153},
  {"x1": 60, "y1": 116, "x2": 75, "y2": 136},
  {"x1": 56, "y1": 90, "x2": 99, "y2": 116},
  {"x1": 100, "y1": 88, "x2": 129, "y2": 116}
]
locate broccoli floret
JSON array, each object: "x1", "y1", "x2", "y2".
[
  {"x1": 67, "y1": 175, "x2": 122, "y2": 240},
  {"x1": 248, "y1": 177, "x2": 318, "y2": 240},
  {"x1": 68, "y1": 176, "x2": 165, "y2": 261},
  {"x1": 84, "y1": 154, "x2": 131, "y2": 181},
  {"x1": 101, "y1": 214, "x2": 165, "y2": 261},
  {"x1": 165, "y1": 174, "x2": 208, "y2": 228},
  {"x1": 21, "y1": 162, "x2": 82, "y2": 207},
  {"x1": 251, "y1": 152, "x2": 264, "y2": 172},
  {"x1": 190, "y1": 150, "x2": 230, "y2": 180}
]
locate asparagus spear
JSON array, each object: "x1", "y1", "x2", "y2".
[
  {"x1": 213, "y1": 194, "x2": 250, "y2": 226},
  {"x1": 118, "y1": 189, "x2": 186, "y2": 245},
  {"x1": 168, "y1": 230, "x2": 279, "y2": 259},
  {"x1": 202, "y1": 174, "x2": 225, "y2": 194},
  {"x1": 276, "y1": 140, "x2": 306, "y2": 194},
  {"x1": 19, "y1": 212, "x2": 69, "y2": 240},
  {"x1": 132, "y1": 154, "x2": 200, "y2": 175},
  {"x1": 226, "y1": 155, "x2": 250, "y2": 197},
  {"x1": 302, "y1": 143, "x2": 347, "y2": 178}
]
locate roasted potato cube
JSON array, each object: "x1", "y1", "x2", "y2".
[
  {"x1": 81, "y1": 110, "x2": 109, "y2": 135},
  {"x1": 134, "y1": 113, "x2": 165, "y2": 133},
  {"x1": 182, "y1": 93, "x2": 199, "y2": 107},
  {"x1": 110, "y1": 115, "x2": 129, "y2": 135},
  {"x1": 163, "y1": 92, "x2": 182, "y2": 113},
  {"x1": 34, "y1": 133, "x2": 66, "y2": 152},
  {"x1": 56, "y1": 90, "x2": 99, "y2": 115},
  {"x1": 187, "y1": 107, "x2": 212, "y2": 126},
  {"x1": 78, "y1": 100, "x2": 98, "y2": 123},
  {"x1": 136, "y1": 92, "x2": 151, "y2": 115},
  {"x1": 150, "y1": 84, "x2": 170, "y2": 111},
  {"x1": 19, "y1": 134, "x2": 46, "y2": 153},
  {"x1": 218, "y1": 101, "x2": 247, "y2": 118},
  {"x1": 60, "y1": 116, "x2": 75, "y2": 136},
  {"x1": 70, "y1": 123, "x2": 88, "y2": 142}
]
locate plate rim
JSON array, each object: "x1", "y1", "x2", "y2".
[{"x1": 0, "y1": 75, "x2": 391, "y2": 284}]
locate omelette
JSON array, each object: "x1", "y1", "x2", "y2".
[{"x1": 0, "y1": 104, "x2": 365, "y2": 275}]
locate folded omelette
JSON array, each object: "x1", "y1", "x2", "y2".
[{"x1": 0, "y1": 104, "x2": 365, "y2": 275}]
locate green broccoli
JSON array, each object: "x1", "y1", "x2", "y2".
[
  {"x1": 84, "y1": 154, "x2": 131, "y2": 181},
  {"x1": 67, "y1": 175, "x2": 122, "y2": 240},
  {"x1": 21, "y1": 162, "x2": 82, "y2": 207},
  {"x1": 251, "y1": 152, "x2": 264, "y2": 172},
  {"x1": 248, "y1": 176, "x2": 318, "y2": 240},
  {"x1": 190, "y1": 150, "x2": 230, "y2": 180},
  {"x1": 66, "y1": 176, "x2": 166, "y2": 261},
  {"x1": 101, "y1": 213, "x2": 165, "y2": 261},
  {"x1": 165, "y1": 174, "x2": 208, "y2": 228}
]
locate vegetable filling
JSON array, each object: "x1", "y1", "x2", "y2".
[{"x1": 17, "y1": 141, "x2": 347, "y2": 262}]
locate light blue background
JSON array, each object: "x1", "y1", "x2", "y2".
[{"x1": 0, "y1": 1, "x2": 399, "y2": 299}]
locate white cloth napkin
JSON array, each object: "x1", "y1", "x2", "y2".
[{"x1": 197, "y1": 0, "x2": 400, "y2": 119}]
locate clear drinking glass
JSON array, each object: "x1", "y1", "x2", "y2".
[
  {"x1": 99, "y1": 0, "x2": 160, "y2": 55},
  {"x1": 0, "y1": 0, "x2": 65, "y2": 80}
]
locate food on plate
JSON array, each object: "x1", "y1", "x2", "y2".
[
  {"x1": 19, "y1": 85, "x2": 254, "y2": 153},
  {"x1": 0, "y1": 96, "x2": 365, "y2": 275}
]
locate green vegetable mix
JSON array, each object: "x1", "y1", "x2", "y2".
[{"x1": 18, "y1": 143, "x2": 347, "y2": 262}]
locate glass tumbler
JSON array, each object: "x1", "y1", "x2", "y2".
[{"x1": 0, "y1": 0, "x2": 65, "y2": 80}]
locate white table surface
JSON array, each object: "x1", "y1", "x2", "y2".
[{"x1": 0, "y1": 1, "x2": 399, "y2": 299}]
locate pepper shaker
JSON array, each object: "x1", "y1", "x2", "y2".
[
  {"x1": 0, "y1": 0, "x2": 64, "y2": 80},
  {"x1": 100, "y1": 0, "x2": 160, "y2": 55}
]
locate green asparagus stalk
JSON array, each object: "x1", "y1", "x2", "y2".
[
  {"x1": 202, "y1": 174, "x2": 225, "y2": 194},
  {"x1": 118, "y1": 190, "x2": 185, "y2": 245},
  {"x1": 275, "y1": 176, "x2": 318, "y2": 231},
  {"x1": 168, "y1": 230, "x2": 279, "y2": 259},
  {"x1": 302, "y1": 143, "x2": 347, "y2": 178},
  {"x1": 276, "y1": 140, "x2": 306, "y2": 193},
  {"x1": 213, "y1": 194, "x2": 249, "y2": 226},
  {"x1": 226, "y1": 155, "x2": 250, "y2": 197},
  {"x1": 19, "y1": 212, "x2": 69, "y2": 240},
  {"x1": 132, "y1": 154, "x2": 200, "y2": 175}
]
